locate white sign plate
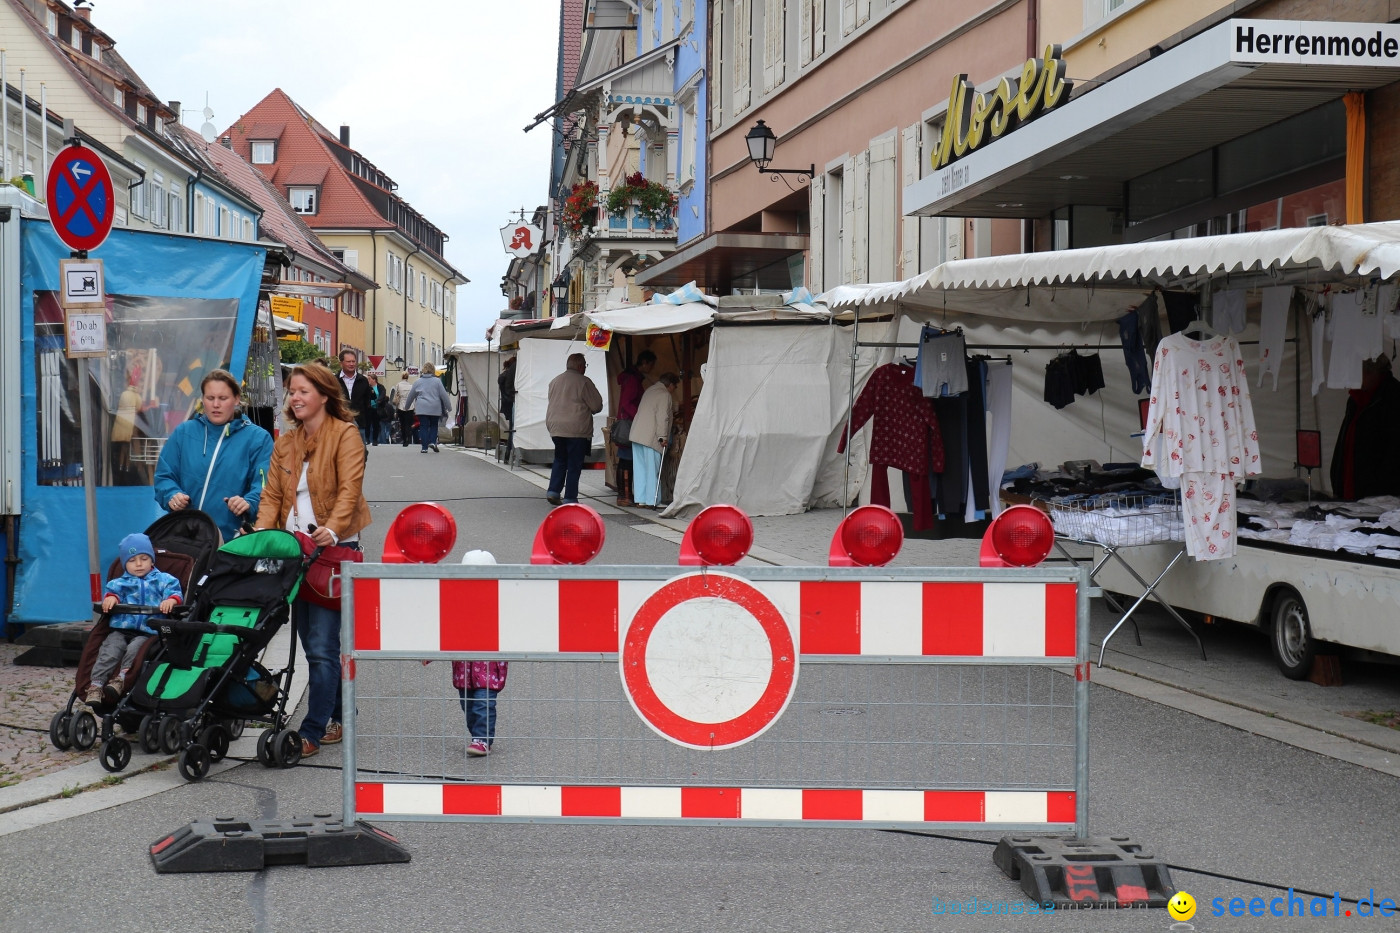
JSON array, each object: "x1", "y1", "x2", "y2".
[{"x1": 60, "y1": 258, "x2": 105, "y2": 308}]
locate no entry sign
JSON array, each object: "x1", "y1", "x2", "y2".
[
  {"x1": 621, "y1": 572, "x2": 798, "y2": 750},
  {"x1": 46, "y1": 146, "x2": 115, "y2": 253}
]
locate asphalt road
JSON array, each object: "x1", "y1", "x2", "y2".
[{"x1": 1, "y1": 445, "x2": 1397, "y2": 933}]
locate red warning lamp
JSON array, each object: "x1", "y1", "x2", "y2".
[
  {"x1": 829, "y1": 505, "x2": 904, "y2": 567},
  {"x1": 533, "y1": 504, "x2": 606, "y2": 565},
  {"x1": 679, "y1": 505, "x2": 754, "y2": 566},
  {"x1": 383, "y1": 503, "x2": 457, "y2": 564},
  {"x1": 980, "y1": 505, "x2": 1055, "y2": 568}
]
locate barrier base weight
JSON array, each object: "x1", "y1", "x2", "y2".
[
  {"x1": 993, "y1": 835, "x2": 1176, "y2": 908},
  {"x1": 150, "y1": 815, "x2": 411, "y2": 873}
]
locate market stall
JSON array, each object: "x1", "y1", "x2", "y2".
[
  {"x1": 2, "y1": 190, "x2": 266, "y2": 626},
  {"x1": 824, "y1": 221, "x2": 1400, "y2": 676}
]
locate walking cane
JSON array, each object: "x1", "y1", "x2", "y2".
[{"x1": 654, "y1": 439, "x2": 667, "y2": 507}]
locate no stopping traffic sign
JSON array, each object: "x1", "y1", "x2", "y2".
[
  {"x1": 621, "y1": 572, "x2": 798, "y2": 750},
  {"x1": 46, "y1": 146, "x2": 115, "y2": 253}
]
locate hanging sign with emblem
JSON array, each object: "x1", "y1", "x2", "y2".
[{"x1": 500, "y1": 221, "x2": 544, "y2": 259}]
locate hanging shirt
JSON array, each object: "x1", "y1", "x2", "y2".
[
  {"x1": 1212, "y1": 287, "x2": 1248, "y2": 334},
  {"x1": 840, "y1": 363, "x2": 944, "y2": 475},
  {"x1": 1327, "y1": 290, "x2": 1384, "y2": 389},
  {"x1": 1142, "y1": 332, "x2": 1261, "y2": 560}
]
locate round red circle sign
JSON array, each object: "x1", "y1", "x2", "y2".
[
  {"x1": 621, "y1": 572, "x2": 798, "y2": 750},
  {"x1": 46, "y1": 146, "x2": 115, "y2": 253}
]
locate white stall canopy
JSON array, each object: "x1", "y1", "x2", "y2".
[{"x1": 447, "y1": 343, "x2": 504, "y2": 424}]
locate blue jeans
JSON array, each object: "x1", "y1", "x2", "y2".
[
  {"x1": 295, "y1": 599, "x2": 342, "y2": 746},
  {"x1": 459, "y1": 687, "x2": 498, "y2": 744},
  {"x1": 548, "y1": 436, "x2": 590, "y2": 503},
  {"x1": 419, "y1": 414, "x2": 440, "y2": 451}
]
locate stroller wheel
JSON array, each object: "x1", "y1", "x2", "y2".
[
  {"x1": 256, "y1": 730, "x2": 277, "y2": 768},
  {"x1": 49, "y1": 711, "x2": 74, "y2": 751},
  {"x1": 158, "y1": 715, "x2": 182, "y2": 755},
  {"x1": 272, "y1": 729, "x2": 303, "y2": 768},
  {"x1": 99, "y1": 737, "x2": 131, "y2": 773},
  {"x1": 69, "y1": 711, "x2": 98, "y2": 751},
  {"x1": 139, "y1": 715, "x2": 161, "y2": 754},
  {"x1": 178, "y1": 744, "x2": 211, "y2": 782},
  {"x1": 199, "y1": 724, "x2": 230, "y2": 763},
  {"x1": 224, "y1": 719, "x2": 246, "y2": 740}
]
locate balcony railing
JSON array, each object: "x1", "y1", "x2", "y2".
[{"x1": 597, "y1": 201, "x2": 676, "y2": 239}]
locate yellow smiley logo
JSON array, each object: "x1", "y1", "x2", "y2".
[{"x1": 1167, "y1": 891, "x2": 1196, "y2": 921}]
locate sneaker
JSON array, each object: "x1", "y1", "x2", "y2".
[
  {"x1": 103, "y1": 674, "x2": 124, "y2": 704},
  {"x1": 467, "y1": 739, "x2": 490, "y2": 757},
  {"x1": 546, "y1": 492, "x2": 562, "y2": 506},
  {"x1": 300, "y1": 739, "x2": 320, "y2": 759},
  {"x1": 321, "y1": 721, "x2": 343, "y2": 745},
  {"x1": 430, "y1": 444, "x2": 440, "y2": 452},
  {"x1": 84, "y1": 684, "x2": 103, "y2": 705}
]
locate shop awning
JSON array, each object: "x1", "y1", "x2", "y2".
[
  {"x1": 907, "y1": 18, "x2": 1400, "y2": 219},
  {"x1": 634, "y1": 232, "x2": 809, "y2": 289},
  {"x1": 822, "y1": 221, "x2": 1400, "y2": 322},
  {"x1": 271, "y1": 280, "x2": 352, "y2": 299},
  {"x1": 272, "y1": 315, "x2": 306, "y2": 336}
]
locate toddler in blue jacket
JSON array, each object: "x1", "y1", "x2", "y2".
[{"x1": 87, "y1": 533, "x2": 182, "y2": 705}]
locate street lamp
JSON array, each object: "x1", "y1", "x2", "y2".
[
  {"x1": 551, "y1": 276, "x2": 570, "y2": 317},
  {"x1": 744, "y1": 120, "x2": 814, "y2": 181}
]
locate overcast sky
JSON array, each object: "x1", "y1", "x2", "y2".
[{"x1": 97, "y1": 0, "x2": 560, "y2": 345}]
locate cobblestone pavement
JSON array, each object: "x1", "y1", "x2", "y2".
[{"x1": 0, "y1": 643, "x2": 88, "y2": 789}]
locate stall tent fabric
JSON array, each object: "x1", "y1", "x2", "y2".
[
  {"x1": 447, "y1": 343, "x2": 503, "y2": 424},
  {"x1": 511, "y1": 339, "x2": 610, "y2": 458},
  {"x1": 16, "y1": 221, "x2": 265, "y2": 625},
  {"x1": 665, "y1": 321, "x2": 895, "y2": 518}
]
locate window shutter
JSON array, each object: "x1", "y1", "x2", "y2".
[
  {"x1": 840, "y1": 156, "x2": 856, "y2": 284},
  {"x1": 733, "y1": 0, "x2": 751, "y2": 112},
  {"x1": 712, "y1": 0, "x2": 724, "y2": 125},
  {"x1": 841, "y1": 0, "x2": 855, "y2": 36},
  {"x1": 813, "y1": 0, "x2": 825, "y2": 57},
  {"x1": 799, "y1": 0, "x2": 812, "y2": 66},
  {"x1": 852, "y1": 149, "x2": 869, "y2": 284},
  {"x1": 763, "y1": 0, "x2": 784, "y2": 91},
  {"x1": 808, "y1": 173, "x2": 825, "y2": 293},
  {"x1": 868, "y1": 136, "x2": 896, "y2": 282},
  {"x1": 900, "y1": 124, "x2": 920, "y2": 277},
  {"x1": 856, "y1": 0, "x2": 870, "y2": 27}
]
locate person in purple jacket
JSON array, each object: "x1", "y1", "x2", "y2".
[{"x1": 453, "y1": 550, "x2": 507, "y2": 756}]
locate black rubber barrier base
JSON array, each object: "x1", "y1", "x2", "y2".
[
  {"x1": 993, "y1": 835, "x2": 1176, "y2": 909},
  {"x1": 150, "y1": 815, "x2": 411, "y2": 872}
]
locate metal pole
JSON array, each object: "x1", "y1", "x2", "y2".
[
  {"x1": 2, "y1": 51, "x2": 9, "y2": 180},
  {"x1": 77, "y1": 356, "x2": 102, "y2": 602},
  {"x1": 19, "y1": 69, "x2": 26, "y2": 175},
  {"x1": 1074, "y1": 564, "x2": 1091, "y2": 840},
  {"x1": 842, "y1": 306, "x2": 859, "y2": 515},
  {"x1": 342, "y1": 576, "x2": 357, "y2": 825},
  {"x1": 39, "y1": 83, "x2": 46, "y2": 192}
]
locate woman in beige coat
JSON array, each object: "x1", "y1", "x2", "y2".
[{"x1": 631, "y1": 373, "x2": 679, "y2": 508}]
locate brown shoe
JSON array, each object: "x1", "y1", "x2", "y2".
[
  {"x1": 321, "y1": 721, "x2": 343, "y2": 745},
  {"x1": 300, "y1": 739, "x2": 320, "y2": 759},
  {"x1": 84, "y1": 684, "x2": 103, "y2": 706}
]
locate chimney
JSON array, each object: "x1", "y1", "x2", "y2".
[
  {"x1": 168, "y1": 100, "x2": 181, "y2": 120},
  {"x1": 74, "y1": 1, "x2": 91, "y2": 21},
  {"x1": 220, "y1": 134, "x2": 232, "y2": 149},
  {"x1": 339, "y1": 125, "x2": 350, "y2": 146}
]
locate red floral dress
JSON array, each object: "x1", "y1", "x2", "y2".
[
  {"x1": 452, "y1": 661, "x2": 507, "y2": 692},
  {"x1": 839, "y1": 363, "x2": 945, "y2": 475}
]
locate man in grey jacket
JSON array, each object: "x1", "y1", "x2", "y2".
[{"x1": 546, "y1": 353, "x2": 603, "y2": 505}]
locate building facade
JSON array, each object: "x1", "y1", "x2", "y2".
[
  {"x1": 0, "y1": 0, "x2": 261, "y2": 241},
  {"x1": 225, "y1": 89, "x2": 463, "y2": 373}
]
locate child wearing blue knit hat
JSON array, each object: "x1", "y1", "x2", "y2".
[{"x1": 85, "y1": 532, "x2": 183, "y2": 706}]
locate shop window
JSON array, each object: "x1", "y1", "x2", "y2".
[{"x1": 33, "y1": 291, "x2": 238, "y2": 488}]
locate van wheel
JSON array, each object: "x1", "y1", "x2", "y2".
[{"x1": 1271, "y1": 588, "x2": 1315, "y2": 680}]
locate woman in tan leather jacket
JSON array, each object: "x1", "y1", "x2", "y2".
[{"x1": 255, "y1": 363, "x2": 371, "y2": 759}]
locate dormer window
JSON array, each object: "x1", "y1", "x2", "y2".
[
  {"x1": 250, "y1": 140, "x2": 275, "y2": 164},
  {"x1": 46, "y1": 9, "x2": 57, "y2": 34},
  {"x1": 137, "y1": 102, "x2": 147, "y2": 123},
  {"x1": 289, "y1": 187, "x2": 318, "y2": 215}
]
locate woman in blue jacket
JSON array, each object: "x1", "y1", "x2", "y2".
[{"x1": 153, "y1": 370, "x2": 274, "y2": 542}]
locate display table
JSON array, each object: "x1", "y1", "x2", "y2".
[{"x1": 1037, "y1": 493, "x2": 1205, "y2": 666}]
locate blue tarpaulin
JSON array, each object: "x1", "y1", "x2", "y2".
[{"x1": 13, "y1": 220, "x2": 264, "y2": 624}]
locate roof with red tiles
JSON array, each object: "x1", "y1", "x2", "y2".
[
  {"x1": 169, "y1": 122, "x2": 362, "y2": 284},
  {"x1": 560, "y1": 0, "x2": 586, "y2": 95},
  {"x1": 224, "y1": 88, "x2": 462, "y2": 279}
]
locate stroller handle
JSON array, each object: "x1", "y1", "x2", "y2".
[{"x1": 92, "y1": 602, "x2": 190, "y2": 617}]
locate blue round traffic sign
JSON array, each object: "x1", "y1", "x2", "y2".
[{"x1": 46, "y1": 146, "x2": 115, "y2": 252}]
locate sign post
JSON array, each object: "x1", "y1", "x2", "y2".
[{"x1": 48, "y1": 142, "x2": 115, "y2": 603}]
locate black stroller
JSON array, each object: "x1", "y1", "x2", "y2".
[
  {"x1": 47, "y1": 511, "x2": 221, "y2": 753},
  {"x1": 98, "y1": 529, "x2": 312, "y2": 781}
]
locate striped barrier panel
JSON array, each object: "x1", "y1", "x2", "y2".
[{"x1": 341, "y1": 563, "x2": 1091, "y2": 835}]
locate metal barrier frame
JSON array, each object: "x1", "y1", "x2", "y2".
[{"x1": 341, "y1": 563, "x2": 1091, "y2": 837}]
